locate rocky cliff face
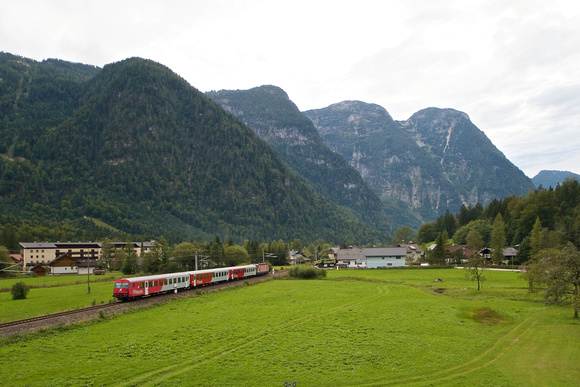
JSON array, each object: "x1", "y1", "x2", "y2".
[
  {"x1": 402, "y1": 107, "x2": 534, "y2": 206},
  {"x1": 304, "y1": 101, "x2": 461, "y2": 228},
  {"x1": 207, "y1": 87, "x2": 392, "y2": 233},
  {"x1": 305, "y1": 102, "x2": 534, "y2": 226}
]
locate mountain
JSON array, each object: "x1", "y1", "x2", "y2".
[
  {"x1": 304, "y1": 102, "x2": 535, "y2": 227},
  {"x1": 402, "y1": 108, "x2": 534, "y2": 205},
  {"x1": 532, "y1": 170, "x2": 580, "y2": 189},
  {"x1": 303, "y1": 101, "x2": 460, "y2": 229},
  {"x1": 206, "y1": 86, "x2": 391, "y2": 233},
  {"x1": 0, "y1": 53, "x2": 387, "y2": 244}
]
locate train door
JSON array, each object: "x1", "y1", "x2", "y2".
[{"x1": 145, "y1": 280, "x2": 149, "y2": 296}]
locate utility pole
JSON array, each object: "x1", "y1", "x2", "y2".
[{"x1": 86, "y1": 258, "x2": 91, "y2": 294}]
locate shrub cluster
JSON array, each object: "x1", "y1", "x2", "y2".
[
  {"x1": 11, "y1": 281, "x2": 30, "y2": 300},
  {"x1": 288, "y1": 265, "x2": 327, "y2": 279}
]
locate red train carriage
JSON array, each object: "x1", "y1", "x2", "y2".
[
  {"x1": 230, "y1": 264, "x2": 259, "y2": 280},
  {"x1": 190, "y1": 267, "x2": 229, "y2": 287},
  {"x1": 113, "y1": 272, "x2": 190, "y2": 300}
]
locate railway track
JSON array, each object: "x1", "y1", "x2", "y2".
[{"x1": 0, "y1": 302, "x2": 120, "y2": 330}]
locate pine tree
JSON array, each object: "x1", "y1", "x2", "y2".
[
  {"x1": 491, "y1": 213, "x2": 507, "y2": 264},
  {"x1": 429, "y1": 233, "x2": 447, "y2": 265},
  {"x1": 530, "y1": 217, "x2": 545, "y2": 256}
]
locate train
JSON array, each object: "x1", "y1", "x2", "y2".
[{"x1": 113, "y1": 263, "x2": 270, "y2": 301}]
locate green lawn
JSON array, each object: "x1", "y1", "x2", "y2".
[
  {"x1": 0, "y1": 268, "x2": 578, "y2": 386},
  {"x1": 0, "y1": 274, "x2": 122, "y2": 322},
  {"x1": 0, "y1": 272, "x2": 123, "y2": 291}
]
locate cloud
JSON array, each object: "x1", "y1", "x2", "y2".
[{"x1": 1, "y1": 0, "x2": 579, "y2": 176}]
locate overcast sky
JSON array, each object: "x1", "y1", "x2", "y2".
[{"x1": 2, "y1": 0, "x2": 579, "y2": 177}]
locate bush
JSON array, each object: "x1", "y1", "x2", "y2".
[
  {"x1": 288, "y1": 265, "x2": 327, "y2": 279},
  {"x1": 11, "y1": 281, "x2": 30, "y2": 300}
]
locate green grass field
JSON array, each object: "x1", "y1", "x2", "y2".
[
  {"x1": 0, "y1": 274, "x2": 123, "y2": 322},
  {"x1": 0, "y1": 268, "x2": 578, "y2": 386}
]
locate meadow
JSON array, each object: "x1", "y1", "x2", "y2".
[
  {"x1": 0, "y1": 274, "x2": 123, "y2": 323},
  {"x1": 0, "y1": 268, "x2": 578, "y2": 386}
]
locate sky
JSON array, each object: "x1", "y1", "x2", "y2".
[{"x1": 2, "y1": 0, "x2": 580, "y2": 177}]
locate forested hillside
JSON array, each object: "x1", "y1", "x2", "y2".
[
  {"x1": 415, "y1": 178, "x2": 580, "y2": 263},
  {"x1": 0, "y1": 53, "x2": 388, "y2": 247},
  {"x1": 207, "y1": 86, "x2": 391, "y2": 234}
]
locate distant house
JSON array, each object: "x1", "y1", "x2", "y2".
[
  {"x1": 49, "y1": 253, "x2": 98, "y2": 275},
  {"x1": 288, "y1": 250, "x2": 308, "y2": 265},
  {"x1": 336, "y1": 248, "x2": 365, "y2": 268},
  {"x1": 9, "y1": 254, "x2": 22, "y2": 264},
  {"x1": 445, "y1": 245, "x2": 474, "y2": 264},
  {"x1": 503, "y1": 247, "x2": 518, "y2": 264},
  {"x1": 364, "y1": 247, "x2": 406, "y2": 268},
  {"x1": 30, "y1": 264, "x2": 47, "y2": 276},
  {"x1": 396, "y1": 243, "x2": 424, "y2": 262},
  {"x1": 480, "y1": 248, "x2": 493, "y2": 262},
  {"x1": 478, "y1": 247, "x2": 518, "y2": 264}
]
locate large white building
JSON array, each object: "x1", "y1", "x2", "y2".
[
  {"x1": 332, "y1": 247, "x2": 407, "y2": 268},
  {"x1": 364, "y1": 247, "x2": 407, "y2": 268}
]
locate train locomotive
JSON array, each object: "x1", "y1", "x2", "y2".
[{"x1": 113, "y1": 262, "x2": 270, "y2": 301}]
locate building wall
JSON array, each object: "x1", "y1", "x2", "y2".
[
  {"x1": 20, "y1": 241, "x2": 154, "y2": 268},
  {"x1": 366, "y1": 256, "x2": 405, "y2": 269},
  {"x1": 21, "y1": 244, "x2": 101, "y2": 268}
]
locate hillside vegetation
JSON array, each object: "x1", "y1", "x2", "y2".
[{"x1": 0, "y1": 53, "x2": 387, "y2": 245}]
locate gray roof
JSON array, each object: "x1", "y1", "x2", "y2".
[
  {"x1": 20, "y1": 242, "x2": 56, "y2": 248},
  {"x1": 503, "y1": 247, "x2": 518, "y2": 257},
  {"x1": 336, "y1": 248, "x2": 364, "y2": 260},
  {"x1": 363, "y1": 247, "x2": 406, "y2": 257}
]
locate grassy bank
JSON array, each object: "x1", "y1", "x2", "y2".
[{"x1": 0, "y1": 268, "x2": 578, "y2": 386}]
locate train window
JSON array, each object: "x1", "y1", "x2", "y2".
[
  {"x1": 140, "y1": 283, "x2": 144, "y2": 289},
  {"x1": 164, "y1": 279, "x2": 167, "y2": 285}
]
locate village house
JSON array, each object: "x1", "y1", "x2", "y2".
[
  {"x1": 49, "y1": 252, "x2": 99, "y2": 275},
  {"x1": 332, "y1": 247, "x2": 407, "y2": 268},
  {"x1": 445, "y1": 245, "x2": 474, "y2": 264},
  {"x1": 335, "y1": 247, "x2": 365, "y2": 268},
  {"x1": 396, "y1": 243, "x2": 424, "y2": 263}
]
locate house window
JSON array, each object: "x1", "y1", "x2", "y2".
[{"x1": 387, "y1": 263, "x2": 392, "y2": 266}]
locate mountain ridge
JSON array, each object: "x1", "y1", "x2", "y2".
[
  {"x1": 532, "y1": 170, "x2": 580, "y2": 189},
  {"x1": 0, "y1": 53, "x2": 387, "y2": 244}
]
